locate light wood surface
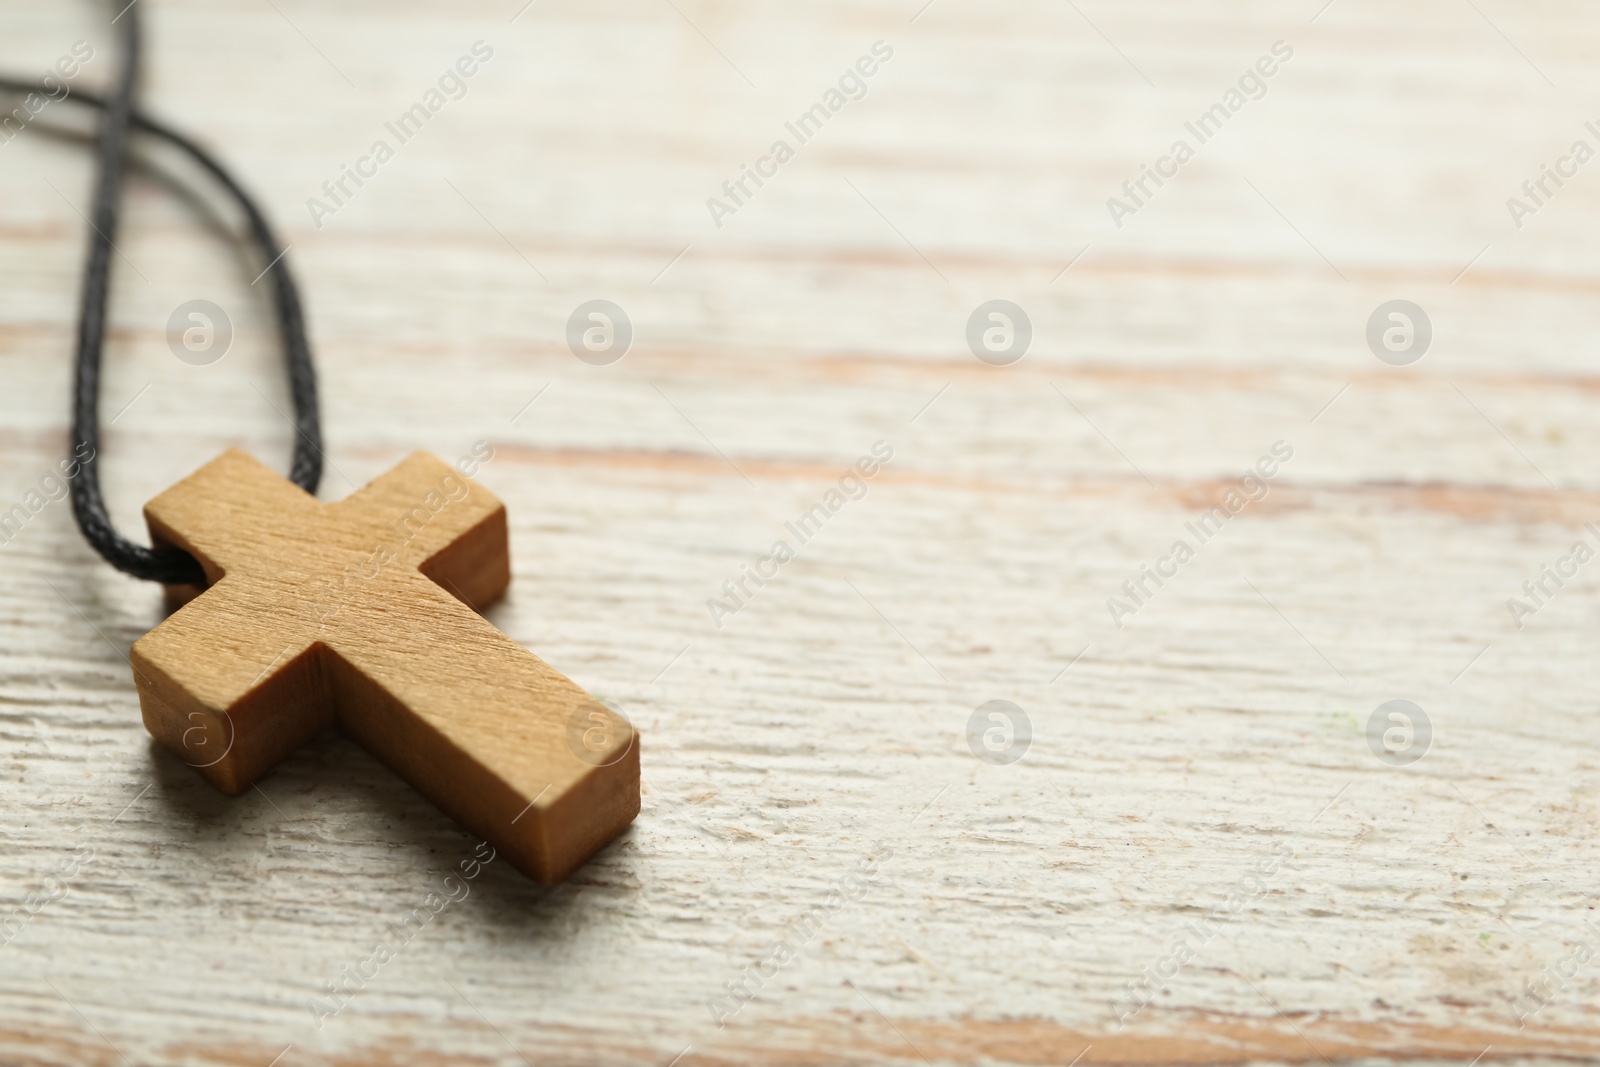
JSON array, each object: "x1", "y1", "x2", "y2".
[
  {"x1": 133, "y1": 447, "x2": 639, "y2": 885},
  {"x1": 4, "y1": 0, "x2": 1600, "y2": 1065}
]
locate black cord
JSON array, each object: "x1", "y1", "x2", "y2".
[{"x1": 0, "y1": 4, "x2": 322, "y2": 584}]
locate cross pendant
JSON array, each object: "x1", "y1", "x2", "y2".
[{"x1": 128, "y1": 449, "x2": 640, "y2": 884}]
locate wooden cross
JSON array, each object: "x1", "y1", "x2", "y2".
[{"x1": 129, "y1": 449, "x2": 639, "y2": 885}]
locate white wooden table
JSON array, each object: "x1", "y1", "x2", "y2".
[{"x1": 4, "y1": 1, "x2": 1600, "y2": 1064}]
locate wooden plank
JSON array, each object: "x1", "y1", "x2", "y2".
[{"x1": 3, "y1": 0, "x2": 1600, "y2": 1064}]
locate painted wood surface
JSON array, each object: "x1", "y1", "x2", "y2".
[{"x1": 4, "y1": 1, "x2": 1600, "y2": 1064}]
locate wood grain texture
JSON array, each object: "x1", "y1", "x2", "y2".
[
  {"x1": 5, "y1": 0, "x2": 1600, "y2": 1064},
  {"x1": 133, "y1": 447, "x2": 639, "y2": 885}
]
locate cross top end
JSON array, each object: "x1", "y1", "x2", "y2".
[{"x1": 128, "y1": 448, "x2": 640, "y2": 885}]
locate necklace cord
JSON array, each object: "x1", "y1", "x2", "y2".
[{"x1": 1, "y1": 4, "x2": 323, "y2": 584}]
